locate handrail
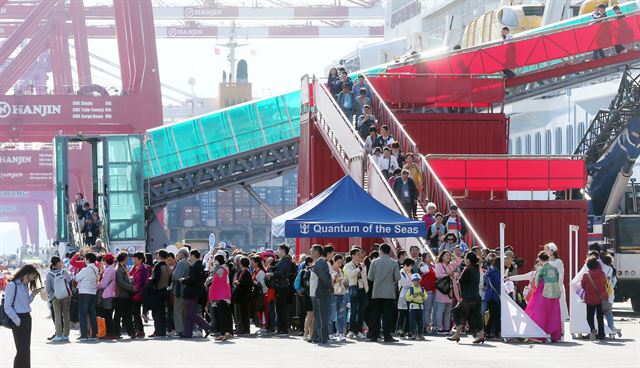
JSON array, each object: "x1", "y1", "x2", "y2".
[
  {"x1": 67, "y1": 200, "x2": 83, "y2": 247},
  {"x1": 368, "y1": 72, "x2": 503, "y2": 79},
  {"x1": 316, "y1": 81, "x2": 366, "y2": 150},
  {"x1": 367, "y1": 153, "x2": 430, "y2": 256},
  {"x1": 418, "y1": 154, "x2": 487, "y2": 249},
  {"x1": 423, "y1": 154, "x2": 585, "y2": 160},
  {"x1": 365, "y1": 72, "x2": 490, "y2": 249},
  {"x1": 313, "y1": 78, "x2": 366, "y2": 185},
  {"x1": 364, "y1": 74, "x2": 418, "y2": 154},
  {"x1": 312, "y1": 78, "x2": 426, "y2": 252}
]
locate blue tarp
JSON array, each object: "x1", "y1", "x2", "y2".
[{"x1": 271, "y1": 175, "x2": 426, "y2": 238}]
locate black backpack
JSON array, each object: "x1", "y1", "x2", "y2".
[
  {"x1": 288, "y1": 262, "x2": 298, "y2": 286},
  {"x1": 0, "y1": 282, "x2": 17, "y2": 328}
]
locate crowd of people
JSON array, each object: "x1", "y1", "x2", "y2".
[
  {"x1": 328, "y1": 67, "x2": 425, "y2": 220},
  {"x1": 1, "y1": 235, "x2": 622, "y2": 368}
]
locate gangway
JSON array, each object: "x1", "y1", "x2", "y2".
[{"x1": 306, "y1": 76, "x2": 427, "y2": 251}]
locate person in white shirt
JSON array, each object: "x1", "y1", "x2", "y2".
[
  {"x1": 501, "y1": 27, "x2": 516, "y2": 78},
  {"x1": 591, "y1": 4, "x2": 607, "y2": 59},
  {"x1": 330, "y1": 255, "x2": 348, "y2": 341},
  {"x1": 501, "y1": 26, "x2": 513, "y2": 40},
  {"x1": 377, "y1": 147, "x2": 399, "y2": 179},
  {"x1": 344, "y1": 248, "x2": 368, "y2": 338},
  {"x1": 364, "y1": 126, "x2": 378, "y2": 154},
  {"x1": 74, "y1": 252, "x2": 100, "y2": 339}
]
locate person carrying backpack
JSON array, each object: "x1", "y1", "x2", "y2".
[
  {"x1": 405, "y1": 273, "x2": 427, "y2": 340},
  {"x1": 45, "y1": 256, "x2": 73, "y2": 342}
]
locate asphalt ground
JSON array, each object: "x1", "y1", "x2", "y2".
[{"x1": 0, "y1": 296, "x2": 638, "y2": 368}]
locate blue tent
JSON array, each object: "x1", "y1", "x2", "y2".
[{"x1": 271, "y1": 175, "x2": 426, "y2": 238}]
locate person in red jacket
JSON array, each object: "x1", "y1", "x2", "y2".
[
  {"x1": 581, "y1": 257, "x2": 609, "y2": 341},
  {"x1": 420, "y1": 252, "x2": 436, "y2": 334},
  {"x1": 129, "y1": 252, "x2": 150, "y2": 338}
]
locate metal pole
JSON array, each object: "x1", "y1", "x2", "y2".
[
  {"x1": 500, "y1": 222, "x2": 506, "y2": 294},
  {"x1": 569, "y1": 225, "x2": 579, "y2": 279}
]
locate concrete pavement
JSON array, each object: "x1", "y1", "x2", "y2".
[{"x1": 1, "y1": 298, "x2": 638, "y2": 368}]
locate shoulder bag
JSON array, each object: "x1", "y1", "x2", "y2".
[
  {"x1": 435, "y1": 264, "x2": 453, "y2": 295},
  {"x1": 586, "y1": 273, "x2": 612, "y2": 314},
  {"x1": 97, "y1": 275, "x2": 114, "y2": 310}
]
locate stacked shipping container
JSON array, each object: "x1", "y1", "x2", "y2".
[{"x1": 165, "y1": 171, "x2": 298, "y2": 244}]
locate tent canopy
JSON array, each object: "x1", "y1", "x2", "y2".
[{"x1": 271, "y1": 175, "x2": 426, "y2": 238}]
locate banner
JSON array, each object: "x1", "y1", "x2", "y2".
[
  {"x1": 0, "y1": 149, "x2": 53, "y2": 190},
  {"x1": 285, "y1": 222, "x2": 423, "y2": 238}
]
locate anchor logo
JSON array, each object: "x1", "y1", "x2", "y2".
[{"x1": 300, "y1": 223, "x2": 310, "y2": 235}]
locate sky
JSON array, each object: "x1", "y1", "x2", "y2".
[
  {"x1": 0, "y1": 37, "x2": 375, "y2": 255},
  {"x1": 90, "y1": 37, "x2": 374, "y2": 102}
]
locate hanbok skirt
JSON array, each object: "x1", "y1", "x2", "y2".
[{"x1": 524, "y1": 279, "x2": 562, "y2": 342}]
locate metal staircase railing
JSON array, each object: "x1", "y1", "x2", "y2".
[
  {"x1": 312, "y1": 78, "x2": 428, "y2": 252},
  {"x1": 364, "y1": 75, "x2": 419, "y2": 154},
  {"x1": 363, "y1": 75, "x2": 488, "y2": 249},
  {"x1": 575, "y1": 66, "x2": 640, "y2": 163},
  {"x1": 99, "y1": 186, "x2": 111, "y2": 251},
  {"x1": 313, "y1": 80, "x2": 365, "y2": 186},
  {"x1": 67, "y1": 200, "x2": 84, "y2": 247},
  {"x1": 364, "y1": 74, "x2": 425, "y2": 220}
]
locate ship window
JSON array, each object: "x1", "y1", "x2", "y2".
[
  {"x1": 500, "y1": 8, "x2": 518, "y2": 28},
  {"x1": 522, "y1": 6, "x2": 545, "y2": 17},
  {"x1": 566, "y1": 125, "x2": 574, "y2": 153},
  {"x1": 555, "y1": 127, "x2": 563, "y2": 154},
  {"x1": 535, "y1": 132, "x2": 542, "y2": 154},
  {"x1": 545, "y1": 129, "x2": 552, "y2": 154}
]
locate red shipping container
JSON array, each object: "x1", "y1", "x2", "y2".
[
  {"x1": 457, "y1": 199, "x2": 588, "y2": 300},
  {"x1": 218, "y1": 191, "x2": 233, "y2": 206},
  {"x1": 233, "y1": 189, "x2": 251, "y2": 206},
  {"x1": 394, "y1": 113, "x2": 509, "y2": 155},
  {"x1": 217, "y1": 207, "x2": 235, "y2": 226}
]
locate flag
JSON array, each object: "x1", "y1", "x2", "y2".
[{"x1": 214, "y1": 47, "x2": 221, "y2": 55}]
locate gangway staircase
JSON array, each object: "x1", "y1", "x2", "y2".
[{"x1": 308, "y1": 76, "x2": 428, "y2": 251}]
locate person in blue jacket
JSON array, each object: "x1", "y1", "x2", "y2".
[{"x1": 483, "y1": 257, "x2": 502, "y2": 338}]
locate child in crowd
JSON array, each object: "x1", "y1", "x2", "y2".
[{"x1": 405, "y1": 273, "x2": 427, "y2": 340}]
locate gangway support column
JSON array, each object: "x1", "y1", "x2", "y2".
[{"x1": 243, "y1": 185, "x2": 277, "y2": 219}]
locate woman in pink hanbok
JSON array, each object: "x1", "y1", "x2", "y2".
[{"x1": 522, "y1": 251, "x2": 563, "y2": 342}]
